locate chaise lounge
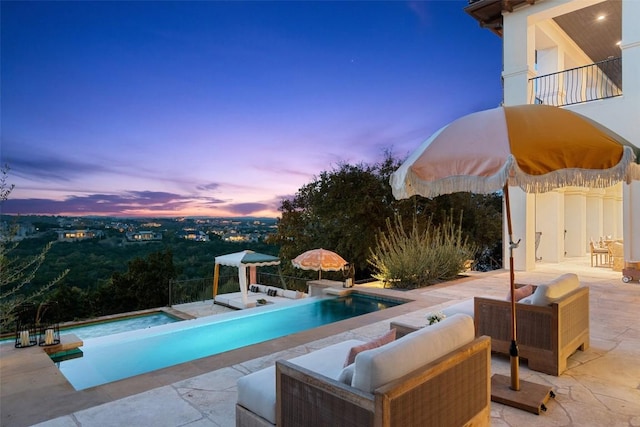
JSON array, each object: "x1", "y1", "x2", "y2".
[{"x1": 236, "y1": 313, "x2": 491, "y2": 427}]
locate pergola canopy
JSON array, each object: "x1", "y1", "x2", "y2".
[
  {"x1": 213, "y1": 250, "x2": 280, "y2": 307},
  {"x1": 215, "y1": 250, "x2": 280, "y2": 268}
]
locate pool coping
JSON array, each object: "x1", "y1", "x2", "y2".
[{"x1": 0, "y1": 280, "x2": 473, "y2": 427}]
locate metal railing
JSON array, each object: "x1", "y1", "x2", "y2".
[
  {"x1": 529, "y1": 57, "x2": 622, "y2": 107},
  {"x1": 169, "y1": 276, "x2": 216, "y2": 306}
]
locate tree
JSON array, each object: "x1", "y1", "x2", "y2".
[
  {"x1": 94, "y1": 249, "x2": 178, "y2": 315},
  {"x1": 270, "y1": 154, "x2": 407, "y2": 279},
  {"x1": 271, "y1": 153, "x2": 503, "y2": 280},
  {"x1": 0, "y1": 166, "x2": 69, "y2": 331}
]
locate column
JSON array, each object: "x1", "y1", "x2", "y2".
[
  {"x1": 586, "y1": 188, "x2": 605, "y2": 248},
  {"x1": 603, "y1": 183, "x2": 622, "y2": 239},
  {"x1": 506, "y1": 187, "x2": 536, "y2": 271},
  {"x1": 623, "y1": 181, "x2": 640, "y2": 262},
  {"x1": 535, "y1": 190, "x2": 564, "y2": 263},
  {"x1": 564, "y1": 188, "x2": 588, "y2": 257}
]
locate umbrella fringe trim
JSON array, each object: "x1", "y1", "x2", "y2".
[
  {"x1": 395, "y1": 147, "x2": 639, "y2": 200},
  {"x1": 511, "y1": 146, "x2": 637, "y2": 192},
  {"x1": 402, "y1": 157, "x2": 513, "y2": 198}
]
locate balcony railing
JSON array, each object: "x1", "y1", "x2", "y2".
[{"x1": 529, "y1": 57, "x2": 622, "y2": 107}]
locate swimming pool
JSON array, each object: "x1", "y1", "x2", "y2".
[
  {"x1": 61, "y1": 312, "x2": 181, "y2": 340},
  {"x1": 0, "y1": 311, "x2": 181, "y2": 344},
  {"x1": 55, "y1": 293, "x2": 404, "y2": 390}
]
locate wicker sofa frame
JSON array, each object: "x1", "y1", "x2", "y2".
[
  {"x1": 266, "y1": 335, "x2": 491, "y2": 427},
  {"x1": 474, "y1": 286, "x2": 590, "y2": 376}
]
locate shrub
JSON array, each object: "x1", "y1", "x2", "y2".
[
  {"x1": 368, "y1": 211, "x2": 476, "y2": 289},
  {"x1": 0, "y1": 166, "x2": 69, "y2": 332}
]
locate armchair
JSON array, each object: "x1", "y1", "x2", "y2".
[{"x1": 474, "y1": 279, "x2": 589, "y2": 376}]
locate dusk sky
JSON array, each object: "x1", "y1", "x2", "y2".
[{"x1": 1, "y1": 1, "x2": 503, "y2": 218}]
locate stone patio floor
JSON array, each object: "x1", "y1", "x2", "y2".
[{"x1": 1, "y1": 257, "x2": 639, "y2": 426}]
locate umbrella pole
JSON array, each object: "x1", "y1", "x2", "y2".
[
  {"x1": 504, "y1": 185, "x2": 520, "y2": 391},
  {"x1": 490, "y1": 185, "x2": 554, "y2": 414}
]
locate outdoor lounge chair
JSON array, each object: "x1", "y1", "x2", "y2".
[{"x1": 474, "y1": 273, "x2": 590, "y2": 376}]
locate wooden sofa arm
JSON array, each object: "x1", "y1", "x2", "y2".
[
  {"x1": 276, "y1": 360, "x2": 375, "y2": 426},
  {"x1": 374, "y1": 335, "x2": 491, "y2": 427},
  {"x1": 276, "y1": 336, "x2": 491, "y2": 427}
]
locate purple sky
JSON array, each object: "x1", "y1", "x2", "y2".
[{"x1": 1, "y1": 1, "x2": 503, "y2": 218}]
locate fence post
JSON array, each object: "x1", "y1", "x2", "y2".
[{"x1": 168, "y1": 279, "x2": 172, "y2": 307}]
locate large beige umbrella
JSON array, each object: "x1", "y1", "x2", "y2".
[
  {"x1": 390, "y1": 104, "x2": 639, "y2": 413},
  {"x1": 292, "y1": 248, "x2": 348, "y2": 279}
]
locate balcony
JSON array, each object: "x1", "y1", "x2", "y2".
[{"x1": 529, "y1": 57, "x2": 622, "y2": 107}]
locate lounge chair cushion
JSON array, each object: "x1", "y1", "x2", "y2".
[
  {"x1": 237, "y1": 339, "x2": 364, "y2": 424},
  {"x1": 442, "y1": 298, "x2": 475, "y2": 319},
  {"x1": 344, "y1": 328, "x2": 396, "y2": 367},
  {"x1": 520, "y1": 273, "x2": 579, "y2": 306},
  {"x1": 337, "y1": 363, "x2": 355, "y2": 384},
  {"x1": 351, "y1": 313, "x2": 474, "y2": 393},
  {"x1": 282, "y1": 289, "x2": 297, "y2": 299}
]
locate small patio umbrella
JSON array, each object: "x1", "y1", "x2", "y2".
[
  {"x1": 390, "y1": 104, "x2": 639, "y2": 412},
  {"x1": 292, "y1": 248, "x2": 348, "y2": 279}
]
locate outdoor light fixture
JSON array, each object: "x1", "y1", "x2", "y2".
[
  {"x1": 37, "y1": 302, "x2": 61, "y2": 347},
  {"x1": 14, "y1": 303, "x2": 38, "y2": 348}
]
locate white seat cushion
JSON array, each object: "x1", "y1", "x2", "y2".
[
  {"x1": 520, "y1": 273, "x2": 579, "y2": 306},
  {"x1": 282, "y1": 289, "x2": 297, "y2": 299},
  {"x1": 352, "y1": 313, "x2": 474, "y2": 393},
  {"x1": 442, "y1": 298, "x2": 475, "y2": 319},
  {"x1": 237, "y1": 339, "x2": 364, "y2": 424}
]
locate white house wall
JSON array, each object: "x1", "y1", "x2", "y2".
[
  {"x1": 586, "y1": 189, "x2": 605, "y2": 248},
  {"x1": 535, "y1": 190, "x2": 565, "y2": 262},
  {"x1": 501, "y1": 0, "x2": 640, "y2": 269}
]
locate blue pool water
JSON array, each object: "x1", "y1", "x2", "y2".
[
  {"x1": 56, "y1": 294, "x2": 403, "y2": 390},
  {"x1": 0, "y1": 312, "x2": 180, "y2": 344},
  {"x1": 62, "y1": 312, "x2": 180, "y2": 340}
]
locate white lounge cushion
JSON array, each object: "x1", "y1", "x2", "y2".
[
  {"x1": 442, "y1": 298, "x2": 475, "y2": 319},
  {"x1": 351, "y1": 313, "x2": 474, "y2": 393},
  {"x1": 237, "y1": 339, "x2": 364, "y2": 424},
  {"x1": 282, "y1": 289, "x2": 297, "y2": 299},
  {"x1": 337, "y1": 363, "x2": 355, "y2": 385},
  {"x1": 520, "y1": 273, "x2": 579, "y2": 306}
]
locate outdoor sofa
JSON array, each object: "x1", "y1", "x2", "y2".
[{"x1": 236, "y1": 313, "x2": 491, "y2": 427}]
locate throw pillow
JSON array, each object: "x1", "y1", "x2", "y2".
[
  {"x1": 530, "y1": 273, "x2": 579, "y2": 306},
  {"x1": 507, "y1": 284, "x2": 534, "y2": 301},
  {"x1": 344, "y1": 328, "x2": 396, "y2": 367},
  {"x1": 337, "y1": 364, "x2": 355, "y2": 385}
]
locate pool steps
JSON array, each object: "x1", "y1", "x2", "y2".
[{"x1": 42, "y1": 333, "x2": 83, "y2": 355}]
